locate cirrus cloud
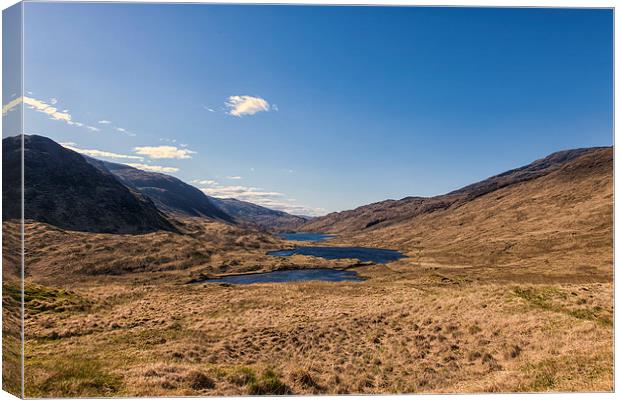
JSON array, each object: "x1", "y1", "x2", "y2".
[
  {"x1": 2, "y1": 95, "x2": 132, "y2": 136},
  {"x1": 192, "y1": 179, "x2": 218, "y2": 186},
  {"x1": 134, "y1": 145, "x2": 196, "y2": 159},
  {"x1": 199, "y1": 183, "x2": 325, "y2": 216},
  {"x1": 225, "y1": 95, "x2": 271, "y2": 117},
  {"x1": 2, "y1": 96, "x2": 72, "y2": 123},
  {"x1": 125, "y1": 163, "x2": 180, "y2": 173},
  {"x1": 60, "y1": 143, "x2": 144, "y2": 161}
]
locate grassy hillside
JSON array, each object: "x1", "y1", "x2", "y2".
[{"x1": 303, "y1": 147, "x2": 613, "y2": 275}]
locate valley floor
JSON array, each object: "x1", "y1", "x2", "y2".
[{"x1": 12, "y1": 221, "x2": 613, "y2": 396}]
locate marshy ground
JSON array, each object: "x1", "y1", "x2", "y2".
[{"x1": 3, "y1": 219, "x2": 613, "y2": 396}]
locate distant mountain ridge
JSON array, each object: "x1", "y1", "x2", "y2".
[
  {"x1": 3, "y1": 135, "x2": 177, "y2": 234},
  {"x1": 210, "y1": 197, "x2": 309, "y2": 232},
  {"x1": 86, "y1": 158, "x2": 234, "y2": 223},
  {"x1": 87, "y1": 158, "x2": 307, "y2": 231}
]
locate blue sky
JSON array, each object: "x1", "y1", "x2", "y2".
[{"x1": 4, "y1": 4, "x2": 613, "y2": 215}]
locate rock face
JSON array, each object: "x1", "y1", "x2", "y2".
[
  {"x1": 3, "y1": 135, "x2": 177, "y2": 234},
  {"x1": 210, "y1": 197, "x2": 309, "y2": 232},
  {"x1": 87, "y1": 159, "x2": 233, "y2": 223}
]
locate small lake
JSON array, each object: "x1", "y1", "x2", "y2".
[
  {"x1": 200, "y1": 268, "x2": 363, "y2": 284},
  {"x1": 278, "y1": 232, "x2": 335, "y2": 242},
  {"x1": 267, "y1": 246, "x2": 405, "y2": 264}
]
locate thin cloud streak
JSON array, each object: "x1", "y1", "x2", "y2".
[
  {"x1": 199, "y1": 183, "x2": 325, "y2": 216},
  {"x1": 192, "y1": 179, "x2": 218, "y2": 186},
  {"x1": 134, "y1": 145, "x2": 196, "y2": 159},
  {"x1": 125, "y1": 163, "x2": 180, "y2": 173},
  {"x1": 2, "y1": 95, "x2": 135, "y2": 136},
  {"x1": 60, "y1": 143, "x2": 144, "y2": 161},
  {"x1": 2, "y1": 96, "x2": 72, "y2": 122}
]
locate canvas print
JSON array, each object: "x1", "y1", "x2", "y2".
[{"x1": 1, "y1": 2, "x2": 614, "y2": 397}]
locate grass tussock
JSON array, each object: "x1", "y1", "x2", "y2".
[
  {"x1": 518, "y1": 354, "x2": 612, "y2": 392},
  {"x1": 248, "y1": 368, "x2": 291, "y2": 395},
  {"x1": 31, "y1": 357, "x2": 121, "y2": 397},
  {"x1": 513, "y1": 286, "x2": 612, "y2": 326},
  {"x1": 24, "y1": 284, "x2": 91, "y2": 315},
  {"x1": 185, "y1": 370, "x2": 215, "y2": 390},
  {"x1": 227, "y1": 367, "x2": 257, "y2": 387}
]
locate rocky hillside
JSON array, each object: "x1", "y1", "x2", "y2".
[
  {"x1": 89, "y1": 158, "x2": 307, "y2": 231},
  {"x1": 302, "y1": 147, "x2": 613, "y2": 270},
  {"x1": 88, "y1": 159, "x2": 233, "y2": 223},
  {"x1": 3, "y1": 135, "x2": 177, "y2": 234}
]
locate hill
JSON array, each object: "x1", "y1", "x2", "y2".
[
  {"x1": 301, "y1": 147, "x2": 613, "y2": 272},
  {"x1": 88, "y1": 159, "x2": 307, "y2": 231},
  {"x1": 2, "y1": 135, "x2": 176, "y2": 234},
  {"x1": 210, "y1": 197, "x2": 309, "y2": 231},
  {"x1": 87, "y1": 159, "x2": 233, "y2": 223}
]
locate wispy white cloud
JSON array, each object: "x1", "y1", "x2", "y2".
[
  {"x1": 226, "y1": 175, "x2": 243, "y2": 180},
  {"x1": 2, "y1": 96, "x2": 73, "y2": 123},
  {"x1": 23, "y1": 96, "x2": 72, "y2": 122},
  {"x1": 60, "y1": 143, "x2": 144, "y2": 161},
  {"x1": 201, "y1": 185, "x2": 283, "y2": 200},
  {"x1": 113, "y1": 126, "x2": 135, "y2": 136},
  {"x1": 199, "y1": 183, "x2": 324, "y2": 216},
  {"x1": 192, "y1": 179, "x2": 218, "y2": 186},
  {"x1": 225, "y1": 95, "x2": 271, "y2": 117},
  {"x1": 61, "y1": 142, "x2": 181, "y2": 174},
  {"x1": 134, "y1": 145, "x2": 196, "y2": 159},
  {"x1": 255, "y1": 199, "x2": 326, "y2": 217},
  {"x1": 2, "y1": 97, "x2": 22, "y2": 115},
  {"x1": 2, "y1": 95, "x2": 136, "y2": 137},
  {"x1": 125, "y1": 163, "x2": 179, "y2": 173},
  {"x1": 202, "y1": 105, "x2": 216, "y2": 113}
]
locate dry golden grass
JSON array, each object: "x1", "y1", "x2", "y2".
[
  {"x1": 3, "y1": 221, "x2": 22, "y2": 397},
  {"x1": 16, "y1": 218, "x2": 280, "y2": 283},
  {"x1": 15, "y1": 219, "x2": 613, "y2": 396}
]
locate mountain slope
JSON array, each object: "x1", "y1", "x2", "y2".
[
  {"x1": 88, "y1": 159, "x2": 306, "y2": 230},
  {"x1": 210, "y1": 197, "x2": 309, "y2": 231},
  {"x1": 302, "y1": 147, "x2": 610, "y2": 233},
  {"x1": 3, "y1": 135, "x2": 176, "y2": 234},
  {"x1": 302, "y1": 147, "x2": 613, "y2": 271},
  {"x1": 87, "y1": 159, "x2": 233, "y2": 223}
]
